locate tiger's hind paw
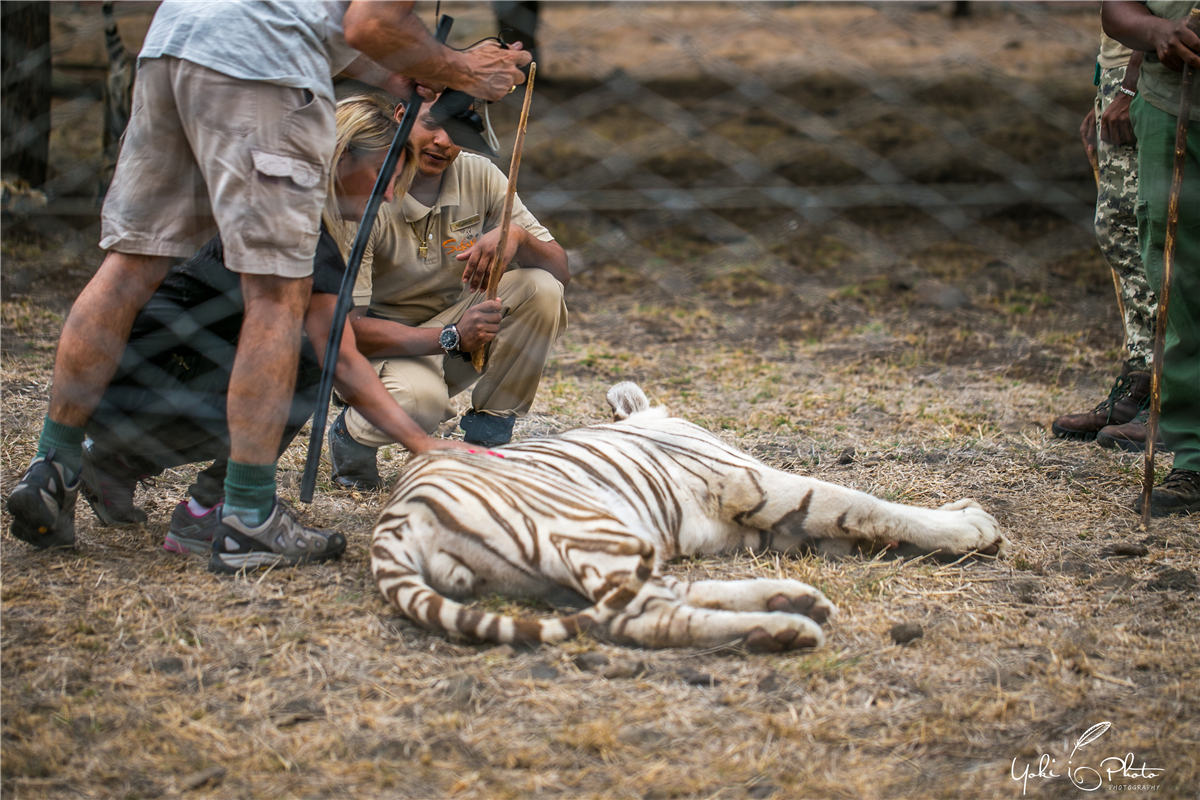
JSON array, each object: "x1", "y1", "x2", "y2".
[
  {"x1": 766, "y1": 590, "x2": 836, "y2": 625},
  {"x1": 743, "y1": 618, "x2": 824, "y2": 653}
]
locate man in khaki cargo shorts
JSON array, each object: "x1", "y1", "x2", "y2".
[
  {"x1": 5, "y1": 1, "x2": 530, "y2": 567},
  {"x1": 329, "y1": 95, "x2": 569, "y2": 489}
]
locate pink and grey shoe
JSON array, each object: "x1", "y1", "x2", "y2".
[{"x1": 163, "y1": 501, "x2": 221, "y2": 555}]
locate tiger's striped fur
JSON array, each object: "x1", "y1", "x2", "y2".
[
  {"x1": 372, "y1": 382, "x2": 1009, "y2": 652},
  {"x1": 98, "y1": 2, "x2": 135, "y2": 201}
]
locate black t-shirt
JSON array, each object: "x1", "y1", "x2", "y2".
[{"x1": 113, "y1": 227, "x2": 347, "y2": 394}]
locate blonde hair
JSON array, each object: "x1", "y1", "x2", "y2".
[{"x1": 323, "y1": 95, "x2": 417, "y2": 248}]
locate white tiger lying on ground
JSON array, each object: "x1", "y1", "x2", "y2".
[{"x1": 371, "y1": 382, "x2": 1008, "y2": 652}]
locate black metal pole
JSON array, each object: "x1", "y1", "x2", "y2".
[{"x1": 300, "y1": 14, "x2": 454, "y2": 503}]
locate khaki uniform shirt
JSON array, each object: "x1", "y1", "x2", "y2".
[{"x1": 352, "y1": 151, "x2": 554, "y2": 326}]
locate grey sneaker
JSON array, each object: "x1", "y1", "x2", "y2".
[
  {"x1": 163, "y1": 501, "x2": 221, "y2": 556},
  {"x1": 6, "y1": 449, "x2": 79, "y2": 549},
  {"x1": 207, "y1": 500, "x2": 346, "y2": 574},
  {"x1": 79, "y1": 438, "x2": 149, "y2": 526}
]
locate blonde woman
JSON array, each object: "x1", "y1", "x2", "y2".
[
  {"x1": 70, "y1": 96, "x2": 478, "y2": 573},
  {"x1": 321, "y1": 95, "x2": 418, "y2": 249}
]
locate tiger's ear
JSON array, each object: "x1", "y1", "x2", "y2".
[{"x1": 606, "y1": 381, "x2": 650, "y2": 420}]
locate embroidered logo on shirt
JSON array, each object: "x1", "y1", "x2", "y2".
[
  {"x1": 450, "y1": 214, "x2": 481, "y2": 232},
  {"x1": 443, "y1": 235, "x2": 479, "y2": 255}
]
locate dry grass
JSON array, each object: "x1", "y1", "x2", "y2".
[
  {"x1": 5, "y1": 3, "x2": 1199, "y2": 798},
  {"x1": 4, "y1": 290, "x2": 1199, "y2": 799}
]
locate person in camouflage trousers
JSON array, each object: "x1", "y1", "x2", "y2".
[
  {"x1": 1052, "y1": 35, "x2": 1161, "y2": 452},
  {"x1": 1095, "y1": 57, "x2": 1157, "y2": 370}
]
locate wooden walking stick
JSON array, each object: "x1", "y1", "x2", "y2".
[
  {"x1": 1140, "y1": 7, "x2": 1200, "y2": 527},
  {"x1": 470, "y1": 62, "x2": 537, "y2": 373}
]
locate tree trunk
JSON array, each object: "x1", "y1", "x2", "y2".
[{"x1": 1, "y1": 1, "x2": 52, "y2": 187}]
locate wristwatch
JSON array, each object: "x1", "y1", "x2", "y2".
[{"x1": 439, "y1": 324, "x2": 461, "y2": 353}]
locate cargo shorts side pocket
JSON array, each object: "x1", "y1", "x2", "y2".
[{"x1": 240, "y1": 149, "x2": 324, "y2": 250}]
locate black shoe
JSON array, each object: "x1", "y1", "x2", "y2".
[
  {"x1": 79, "y1": 438, "x2": 150, "y2": 526},
  {"x1": 1135, "y1": 468, "x2": 1200, "y2": 517},
  {"x1": 329, "y1": 409, "x2": 382, "y2": 491},
  {"x1": 6, "y1": 449, "x2": 79, "y2": 549},
  {"x1": 460, "y1": 411, "x2": 516, "y2": 447}
]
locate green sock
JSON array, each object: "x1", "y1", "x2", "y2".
[
  {"x1": 36, "y1": 416, "x2": 86, "y2": 483},
  {"x1": 221, "y1": 461, "x2": 277, "y2": 528}
]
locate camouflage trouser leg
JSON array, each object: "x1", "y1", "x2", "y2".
[{"x1": 1095, "y1": 65, "x2": 1156, "y2": 370}]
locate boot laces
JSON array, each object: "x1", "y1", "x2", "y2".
[
  {"x1": 1130, "y1": 393, "x2": 1153, "y2": 424},
  {"x1": 1094, "y1": 373, "x2": 1134, "y2": 424},
  {"x1": 1161, "y1": 469, "x2": 1199, "y2": 492}
]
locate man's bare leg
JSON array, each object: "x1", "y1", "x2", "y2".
[
  {"x1": 210, "y1": 272, "x2": 346, "y2": 572},
  {"x1": 50, "y1": 251, "x2": 174, "y2": 428},
  {"x1": 7, "y1": 250, "x2": 172, "y2": 548},
  {"x1": 221, "y1": 273, "x2": 311, "y2": 525}
]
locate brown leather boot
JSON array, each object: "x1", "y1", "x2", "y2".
[
  {"x1": 1051, "y1": 368, "x2": 1152, "y2": 441},
  {"x1": 1096, "y1": 409, "x2": 1168, "y2": 453}
]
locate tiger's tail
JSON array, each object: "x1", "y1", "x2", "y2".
[
  {"x1": 372, "y1": 537, "x2": 655, "y2": 645},
  {"x1": 100, "y1": 2, "x2": 127, "y2": 71},
  {"x1": 101, "y1": 3, "x2": 126, "y2": 65},
  {"x1": 98, "y1": 1, "x2": 135, "y2": 201}
]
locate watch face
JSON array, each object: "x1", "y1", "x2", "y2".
[{"x1": 440, "y1": 326, "x2": 459, "y2": 351}]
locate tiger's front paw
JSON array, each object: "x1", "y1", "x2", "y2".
[
  {"x1": 945, "y1": 501, "x2": 1008, "y2": 556},
  {"x1": 980, "y1": 530, "x2": 1012, "y2": 557},
  {"x1": 939, "y1": 497, "x2": 983, "y2": 512}
]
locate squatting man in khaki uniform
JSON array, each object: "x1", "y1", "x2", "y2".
[{"x1": 329, "y1": 93, "x2": 570, "y2": 489}]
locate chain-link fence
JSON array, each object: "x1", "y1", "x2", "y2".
[
  {"x1": 4, "y1": 1, "x2": 1102, "y2": 285},
  {"x1": 514, "y1": 2, "x2": 1100, "y2": 298},
  {"x1": 2, "y1": 2, "x2": 1109, "y2": 477}
]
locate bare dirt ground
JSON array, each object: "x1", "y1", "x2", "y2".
[{"x1": 3, "y1": 3, "x2": 1198, "y2": 799}]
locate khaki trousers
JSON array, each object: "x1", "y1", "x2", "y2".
[{"x1": 345, "y1": 269, "x2": 566, "y2": 447}]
